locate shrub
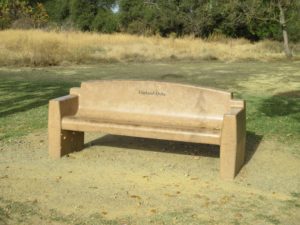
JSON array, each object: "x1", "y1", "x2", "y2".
[
  {"x1": 0, "y1": 0, "x2": 49, "y2": 30},
  {"x1": 92, "y1": 10, "x2": 119, "y2": 33},
  {"x1": 11, "y1": 17, "x2": 34, "y2": 29}
]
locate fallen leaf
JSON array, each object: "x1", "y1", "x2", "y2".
[
  {"x1": 234, "y1": 213, "x2": 243, "y2": 219},
  {"x1": 164, "y1": 193, "x2": 176, "y2": 197},
  {"x1": 88, "y1": 186, "x2": 98, "y2": 189},
  {"x1": 194, "y1": 194, "x2": 202, "y2": 198},
  {"x1": 150, "y1": 209, "x2": 157, "y2": 213},
  {"x1": 130, "y1": 195, "x2": 142, "y2": 200}
]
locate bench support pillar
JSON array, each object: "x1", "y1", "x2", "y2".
[
  {"x1": 220, "y1": 108, "x2": 246, "y2": 180},
  {"x1": 49, "y1": 130, "x2": 84, "y2": 158},
  {"x1": 48, "y1": 95, "x2": 84, "y2": 158}
]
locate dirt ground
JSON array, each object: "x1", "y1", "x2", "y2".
[
  {"x1": 0, "y1": 62, "x2": 299, "y2": 224},
  {"x1": 0, "y1": 131, "x2": 299, "y2": 225}
]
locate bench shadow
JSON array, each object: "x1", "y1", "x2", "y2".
[
  {"x1": 245, "y1": 131, "x2": 263, "y2": 164},
  {"x1": 86, "y1": 131, "x2": 262, "y2": 163}
]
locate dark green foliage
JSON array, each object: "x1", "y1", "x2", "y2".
[
  {"x1": 39, "y1": 0, "x2": 118, "y2": 32},
  {"x1": 1, "y1": 0, "x2": 300, "y2": 42},
  {"x1": 92, "y1": 9, "x2": 119, "y2": 33},
  {"x1": 44, "y1": 0, "x2": 70, "y2": 22},
  {"x1": 119, "y1": 0, "x2": 153, "y2": 34},
  {"x1": 118, "y1": 0, "x2": 300, "y2": 41},
  {"x1": 285, "y1": 1, "x2": 300, "y2": 42},
  {"x1": 69, "y1": 0, "x2": 96, "y2": 30}
]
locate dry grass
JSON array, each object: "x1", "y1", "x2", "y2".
[{"x1": 0, "y1": 29, "x2": 299, "y2": 66}]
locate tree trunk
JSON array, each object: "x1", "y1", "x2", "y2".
[
  {"x1": 278, "y1": 1, "x2": 292, "y2": 58},
  {"x1": 209, "y1": 0, "x2": 213, "y2": 10}
]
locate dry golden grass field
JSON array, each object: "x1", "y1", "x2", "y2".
[{"x1": 0, "y1": 29, "x2": 299, "y2": 67}]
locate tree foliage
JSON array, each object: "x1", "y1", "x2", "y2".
[
  {"x1": 118, "y1": 0, "x2": 299, "y2": 42},
  {"x1": 0, "y1": 0, "x2": 49, "y2": 29},
  {"x1": 40, "y1": 0, "x2": 118, "y2": 31},
  {"x1": 0, "y1": 0, "x2": 299, "y2": 42}
]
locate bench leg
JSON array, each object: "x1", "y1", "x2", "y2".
[
  {"x1": 220, "y1": 110, "x2": 246, "y2": 180},
  {"x1": 220, "y1": 140, "x2": 245, "y2": 180},
  {"x1": 61, "y1": 130, "x2": 84, "y2": 157},
  {"x1": 49, "y1": 129, "x2": 84, "y2": 159}
]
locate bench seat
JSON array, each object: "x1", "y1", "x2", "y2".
[{"x1": 62, "y1": 116, "x2": 221, "y2": 145}]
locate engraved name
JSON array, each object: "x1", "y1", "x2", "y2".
[{"x1": 138, "y1": 90, "x2": 166, "y2": 96}]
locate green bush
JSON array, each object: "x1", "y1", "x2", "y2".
[
  {"x1": 0, "y1": 2, "x2": 11, "y2": 29},
  {"x1": 92, "y1": 10, "x2": 118, "y2": 33},
  {"x1": 69, "y1": 0, "x2": 95, "y2": 31}
]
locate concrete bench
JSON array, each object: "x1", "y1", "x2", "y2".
[{"x1": 48, "y1": 80, "x2": 246, "y2": 180}]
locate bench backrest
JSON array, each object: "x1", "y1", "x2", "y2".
[{"x1": 70, "y1": 80, "x2": 237, "y2": 129}]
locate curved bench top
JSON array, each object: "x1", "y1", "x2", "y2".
[
  {"x1": 80, "y1": 80, "x2": 232, "y2": 96},
  {"x1": 69, "y1": 80, "x2": 243, "y2": 130}
]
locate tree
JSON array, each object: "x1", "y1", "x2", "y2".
[
  {"x1": 278, "y1": 0, "x2": 292, "y2": 58},
  {"x1": 43, "y1": 0, "x2": 71, "y2": 23},
  {"x1": 244, "y1": 0, "x2": 297, "y2": 58},
  {"x1": 92, "y1": 9, "x2": 119, "y2": 33},
  {"x1": 32, "y1": 2, "x2": 49, "y2": 28},
  {"x1": 50, "y1": 0, "x2": 118, "y2": 31},
  {"x1": 70, "y1": 0, "x2": 97, "y2": 30},
  {"x1": 0, "y1": 1, "x2": 11, "y2": 29},
  {"x1": 120, "y1": 0, "x2": 257, "y2": 38},
  {"x1": 0, "y1": 0, "x2": 49, "y2": 29}
]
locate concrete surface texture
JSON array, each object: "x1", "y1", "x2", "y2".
[{"x1": 49, "y1": 80, "x2": 246, "y2": 180}]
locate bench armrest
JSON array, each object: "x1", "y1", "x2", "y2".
[
  {"x1": 222, "y1": 107, "x2": 246, "y2": 139},
  {"x1": 225, "y1": 107, "x2": 244, "y2": 117},
  {"x1": 48, "y1": 95, "x2": 79, "y2": 136},
  {"x1": 49, "y1": 95, "x2": 79, "y2": 118}
]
